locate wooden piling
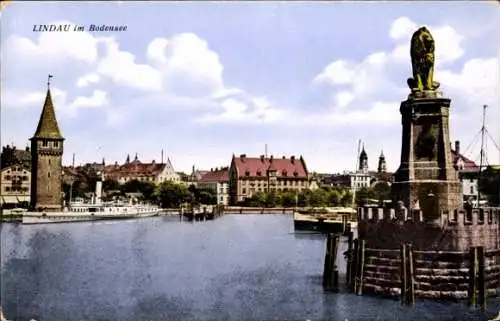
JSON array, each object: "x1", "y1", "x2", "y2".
[
  {"x1": 323, "y1": 233, "x2": 340, "y2": 290},
  {"x1": 356, "y1": 239, "x2": 365, "y2": 295},
  {"x1": 345, "y1": 231, "x2": 354, "y2": 287},
  {"x1": 407, "y1": 243, "x2": 415, "y2": 305},
  {"x1": 351, "y1": 238, "x2": 359, "y2": 292},
  {"x1": 478, "y1": 246, "x2": 487, "y2": 311},
  {"x1": 468, "y1": 246, "x2": 478, "y2": 307},
  {"x1": 401, "y1": 243, "x2": 407, "y2": 304}
]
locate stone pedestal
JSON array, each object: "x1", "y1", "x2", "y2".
[{"x1": 392, "y1": 95, "x2": 463, "y2": 220}]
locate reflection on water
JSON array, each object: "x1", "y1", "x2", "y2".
[{"x1": 1, "y1": 214, "x2": 498, "y2": 321}]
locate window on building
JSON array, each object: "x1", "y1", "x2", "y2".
[
  {"x1": 242, "y1": 188, "x2": 247, "y2": 194},
  {"x1": 48, "y1": 172, "x2": 51, "y2": 178},
  {"x1": 5, "y1": 187, "x2": 10, "y2": 192},
  {"x1": 54, "y1": 141, "x2": 59, "y2": 148},
  {"x1": 470, "y1": 186, "x2": 474, "y2": 194},
  {"x1": 245, "y1": 171, "x2": 250, "y2": 176},
  {"x1": 42, "y1": 140, "x2": 48, "y2": 147},
  {"x1": 5, "y1": 175, "x2": 11, "y2": 180}
]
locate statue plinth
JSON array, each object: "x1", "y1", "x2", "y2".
[{"x1": 392, "y1": 93, "x2": 463, "y2": 221}]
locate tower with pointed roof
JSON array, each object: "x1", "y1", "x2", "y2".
[
  {"x1": 30, "y1": 75, "x2": 65, "y2": 211},
  {"x1": 377, "y1": 150, "x2": 387, "y2": 173},
  {"x1": 358, "y1": 145, "x2": 368, "y2": 173}
]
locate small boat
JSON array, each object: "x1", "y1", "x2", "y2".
[{"x1": 293, "y1": 207, "x2": 357, "y2": 234}]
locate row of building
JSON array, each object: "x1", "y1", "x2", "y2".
[
  {"x1": 0, "y1": 79, "x2": 483, "y2": 208},
  {"x1": 1, "y1": 140, "x2": 480, "y2": 207}
]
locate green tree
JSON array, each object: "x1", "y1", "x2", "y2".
[
  {"x1": 340, "y1": 190, "x2": 353, "y2": 207},
  {"x1": 297, "y1": 189, "x2": 312, "y2": 207},
  {"x1": 372, "y1": 181, "x2": 391, "y2": 203},
  {"x1": 355, "y1": 187, "x2": 375, "y2": 206},
  {"x1": 309, "y1": 188, "x2": 328, "y2": 207},
  {"x1": 244, "y1": 192, "x2": 266, "y2": 207},
  {"x1": 154, "y1": 181, "x2": 193, "y2": 208},
  {"x1": 198, "y1": 190, "x2": 218, "y2": 205},
  {"x1": 103, "y1": 179, "x2": 120, "y2": 192},
  {"x1": 120, "y1": 179, "x2": 156, "y2": 202},
  {"x1": 265, "y1": 190, "x2": 280, "y2": 207},
  {"x1": 281, "y1": 191, "x2": 298, "y2": 207},
  {"x1": 327, "y1": 189, "x2": 341, "y2": 206}
]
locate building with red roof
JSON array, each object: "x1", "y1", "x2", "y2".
[
  {"x1": 197, "y1": 167, "x2": 230, "y2": 205},
  {"x1": 103, "y1": 153, "x2": 181, "y2": 184},
  {"x1": 228, "y1": 154, "x2": 309, "y2": 204}
]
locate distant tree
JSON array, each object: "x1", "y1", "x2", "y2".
[
  {"x1": 327, "y1": 189, "x2": 341, "y2": 206},
  {"x1": 103, "y1": 179, "x2": 120, "y2": 192},
  {"x1": 340, "y1": 190, "x2": 353, "y2": 207},
  {"x1": 355, "y1": 187, "x2": 375, "y2": 206},
  {"x1": 372, "y1": 181, "x2": 391, "y2": 203},
  {"x1": 120, "y1": 179, "x2": 156, "y2": 202},
  {"x1": 297, "y1": 189, "x2": 312, "y2": 207},
  {"x1": 281, "y1": 191, "x2": 298, "y2": 207},
  {"x1": 309, "y1": 188, "x2": 328, "y2": 207},
  {"x1": 154, "y1": 181, "x2": 193, "y2": 208},
  {"x1": 265, "y1": 190, "x2": 280, "y2": 207},
  {"x1": 198, "y1": 190, "x2": 218, "y2": 205}
]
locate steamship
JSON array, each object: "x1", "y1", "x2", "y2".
[{"x1": 21, "y1": 172, "x2": 161, "y2": 224}]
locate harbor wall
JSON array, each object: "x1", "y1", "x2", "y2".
[{"x1": 356, "y1": 246, "x2": 500, "y2": 301}]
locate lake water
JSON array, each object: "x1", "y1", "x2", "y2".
[{"x1": 1, "y1": 214, "x2": 499, "y2": 321}]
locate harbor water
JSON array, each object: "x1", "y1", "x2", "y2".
[{"x1": 1, "y1": 214, "x2": 499, "y2": 320}]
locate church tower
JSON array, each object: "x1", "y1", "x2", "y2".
[
  {"x1": 377, "y1": 150, "x2": 387, "y2": 173},
  {"x1": 30, "y1": 75, "x2": 65, "y2": 212},
  {"x1": 358, "y1": 145, "x2": 369, "y2": 173}
]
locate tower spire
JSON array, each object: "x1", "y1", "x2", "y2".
[{"x1": 33, "y1": 75, "x2": 63, "y2": 139}]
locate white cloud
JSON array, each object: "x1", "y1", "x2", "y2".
[
  {"x1": 389, "y1": 17, "x2": 418, "y2": 40},
  {"x1": 4, "y1": 20, "x2": 284, "y2": 126},
  {"x1": 436, "y1": 58, "x2": 500, "y2": 106},
  {"x1": 76, "y1": 73, "x2": 100, "y2": 88},
  {"x1": 96, "y1": 37, "x2": 162, "y2": 92},
  {"x1": 6, "y1": 21, "x2": 100, "y2": 63},
  {"x1": 335, "y1": 91, "x2": 354, "y2": 109},
  {"x1": 197, "y1": 96, "x2": 287, "y2": 124},
  {"x1": 69, "y1": 90, "x2": 108, "y2": 109},
  {"x1": 290, "y1": 101, "x2": 401, "y2": 127},
  {"x1": 309, "y1": 17, "x2": 481, "y2": 128},
  {"x1": 313, "y1": 60, "x2": 356, "y2": 85}
]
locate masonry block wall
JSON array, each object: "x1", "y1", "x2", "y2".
[{"x1": 357, "y1": 206, "x2": 500, "y2": 251}]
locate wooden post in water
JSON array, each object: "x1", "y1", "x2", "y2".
[
  {"x1": 468, "y1": 246, "x2": 478, "y2": 307},
  {"x1": 478, "y1": 246, "x2": 487, "y2": 311},
  {"x1": 356, "y1": 239, "x2": 365, "y2": 295},
  {"x1": 351, "y1": 238, "x2": 359, "y2": 292},
  {"x1": 400, "y1": 243, "x2": 407, "y2": 304},
  {"x1": 345, "y1": 231, "x2": 354, "y2": 287},
  {"x1": 406, "y1": 243, "x2": 415, "y2": 305},
  {"x1": 323, "y1": 233, "x2": 340, "y2": 290}
]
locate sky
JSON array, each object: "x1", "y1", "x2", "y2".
[{"x1": 1, "y1": 1, "x2": 499, "y2": 174}]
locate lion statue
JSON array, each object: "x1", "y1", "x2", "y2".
[{"x1": 407, "y1": 26, "x2": 440, "y2": 92}]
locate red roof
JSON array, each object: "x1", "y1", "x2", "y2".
[
  {"x1": 231, "y1": 154, "x2": 308, "y2": 178},
  {"x1": 451, "y1": 149, "x2": 479, "y2": 172},
  {"x1": 199, "y1": 167, "x2": 229, "y2": 183},
  {"x1": 104, "y1": 160, "x2": 166, "y2": 179}
]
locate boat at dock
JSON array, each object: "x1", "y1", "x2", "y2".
[
  {"x1": 293, "y1": 207, "x2": 357, "y2": 234},
  {"x1": 21, "y1": 201, "x2": 162, "y2": 224}
]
